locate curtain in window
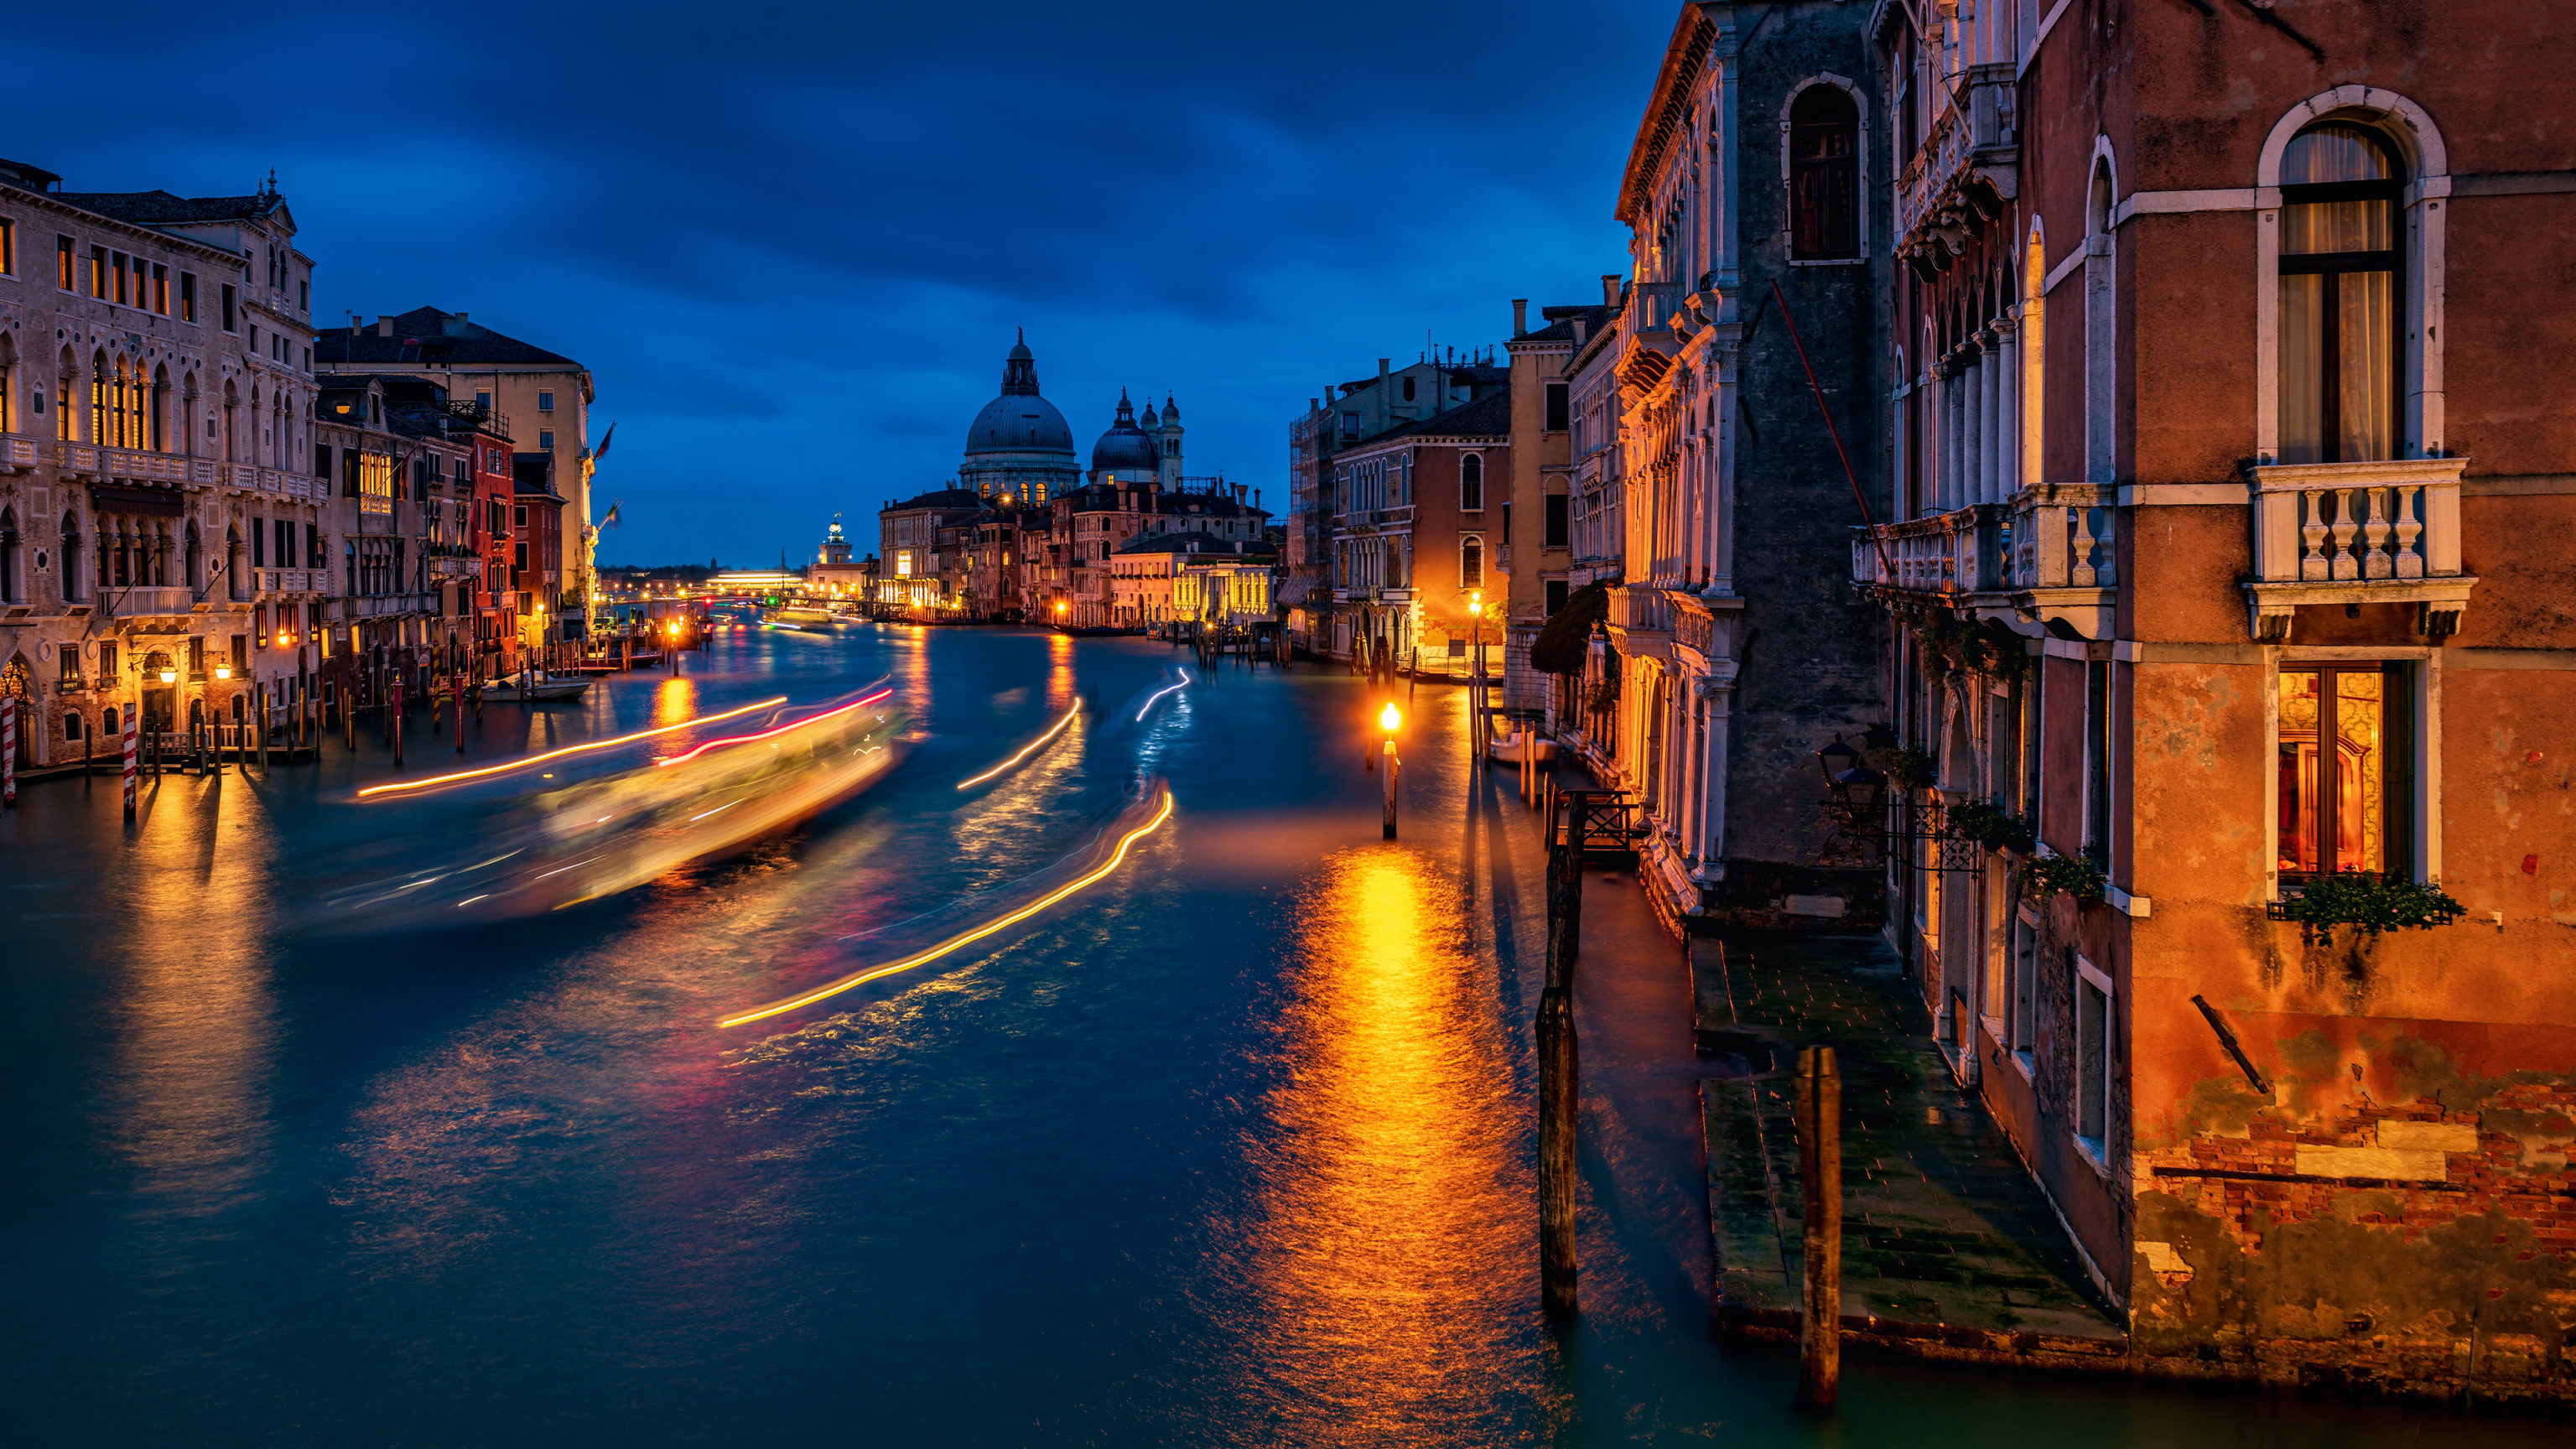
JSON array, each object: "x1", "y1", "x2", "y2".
[{"x1": 2277, "y1": 125, "x2": 2399, "y2": 464}]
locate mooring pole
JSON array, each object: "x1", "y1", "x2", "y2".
[
  {"x1": 120, "y1": 702, "x2": 138, "y2": 819},
  {"x1": 1382, "y1": 738, "x2": 1399, "y2": 839},
  {"x1": 1538, "y1": 985, "x2": 1579, "y2": 1321},
  {"x1": 1795, "y1": 1045, "x2": 1843, "y2": 1412},
  {"x1": 392, "y1": 677, "x2": 404, "y2": 768}
]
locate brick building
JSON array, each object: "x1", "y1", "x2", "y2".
[{"x1": 1853, "y1": 0, "x2": 2576, "y2": 1399}]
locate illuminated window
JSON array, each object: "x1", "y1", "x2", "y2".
[
  {"x1": 57, "y1": 235, "x2": 73, "y2": 291},
  {"x1": 89, "y1": 246, "x2": 106, "y2": 299},
  {"x1": 0, "y1": 218, "x2": 13, "y2": 276},
  {"x1": 2277, "y1": 664, "x2": 2412, "y2": 880},
  {"x1": 178, "y1": 271, "x2": 195, "y2": 323},
  {"x1": 2277, "y1": 125, "x2": 2402, "y2": 465}
]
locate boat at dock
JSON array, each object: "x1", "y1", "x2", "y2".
[{"x1": 480, "y1": 673, "x2": 595, "y2": 703}]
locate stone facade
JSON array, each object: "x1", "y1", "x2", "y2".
[
  {"x1": 0, "y1": 165, "x2": 332, "y2": 766},
  {"x1": 1586, "y1": 2, "x2": 1892, "y2": 922}
]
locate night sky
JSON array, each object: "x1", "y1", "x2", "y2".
[{"x1": 16, "y1": 3, "x2": 1670, "y2": 566}]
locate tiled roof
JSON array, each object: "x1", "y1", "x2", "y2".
[
  {"x1": 51, "y1": 189, "x2": 279, "y2": 224},
  {"x1": 1370, "y1": 388, "x2": 1510, "y2": 442},
  {"x1": 1114, "y1": 531, "x2": 1275, "y2": 558},
  {"x1": 314, "y1": 307, "x2": 581, "y2": 368},
  {"x1": 881, "y1": 487, "x2": 986, "y2": 513},
  {"x1": 1522, "y1": 304, "x2": 1614, "y2": 343}
]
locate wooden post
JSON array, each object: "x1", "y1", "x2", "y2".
[
  {"x1": 1794, "y1": 1045, "x2": 1843, "y2": 1412},
  {"x1": 392, "y1": 678, "x2": 404, "y2": 767},
  {"x1": 256, "y1": 685, "x2": 268, "y2": 772},
  {"x1": 1381, "y1": 739, "x2": 1398, "y2": 839},
  {"x1": 1545, "y1": 799, "x2": 1584, "y2": 993},
  {"x1": 344, "y1": 680, "x2": 356, "y2": 751},
  {"x1": 1537, "y1": 985, "x2": 1579, "y2": 1322},
  {"x1": 454, "y1": 669, "x2": 467, "y2": 752}
]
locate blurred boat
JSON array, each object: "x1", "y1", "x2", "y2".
[{"x1": 481, "y1": 673, "x2": 594, "y2": 702}]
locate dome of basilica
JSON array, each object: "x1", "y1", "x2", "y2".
[
  {"x1": 1089, "y1": 389, "x2": 1161, "y2": 474},
  {"x1": 964, "y1": 333, "x2": 1076, "y2": 458}
]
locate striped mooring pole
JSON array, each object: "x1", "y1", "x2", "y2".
[
  {"x1": 2, "y1": 694, "x2": 17, "y2": 806},
  {"x1": 121, "y1": 701, "x2": 139, "y2": 819}
]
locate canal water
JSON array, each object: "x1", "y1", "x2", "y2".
[{"x1": 0, "y1": 626, "x2": 2537, "y2": 1445}]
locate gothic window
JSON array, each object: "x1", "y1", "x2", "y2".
[
  {"x1": 1789, "y1": 86, "x2": 1860, "y2": 261},
  {"x1": 2277, "y1": 125, "x2": 2402, "y2": 465},
  {"x1": 1460, "y1": 534, "x2": 1485, "y2": 589},
  {"x1": 1460, "y1": 453, "x2": 1485, "y2": 512}
]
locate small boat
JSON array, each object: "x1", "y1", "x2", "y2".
[
  {"x1": 481, "y1": 673, "x2": 595, "y2": 703},
  {"x1": 1488, "y1": 727, "x2": 1558, "y2": 766}
]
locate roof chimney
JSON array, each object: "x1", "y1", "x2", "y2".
[
  {"x1": 1573, "y1": 319, "x2": 1587, "y2": 346},
  {"x1": 1512, "y1": 299, "x2": 1529, "y2": 336},
  {"x1": 375, "y1": 317, "x2": 392, "y2": 338},
  {"x1": 1378, "y1": 357, "x2": 1390, "y2": 385},
  {"x1": 1602, "y1": 273, "x2": 1621, "y2": 309}
]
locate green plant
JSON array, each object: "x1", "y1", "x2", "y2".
[
  {"x1": 1885, "y1": 745, "x2": 1938, "y2": 793},
  {"x1": 2280, "y1": 874, "x2": 2464, "y2": 946},
  {"x1": 1946, "y1": 799, "x2": 2036, "y2": 855},
  {"x1": 2023, "y1": 852, "x2": 2106, "y2": 903}
]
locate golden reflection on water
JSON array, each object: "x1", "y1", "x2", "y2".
[
  {"x1": 1233, "y1": 846, "x2": 1529, "y2": 1444},
  {"x1": 104, "y1": 771, "x2": 279, "y2": 1215},
  {"x1": 652, "y1": 677, "x2": 699, "y2": 727},
  {"x1": 1046, "y1": 631, "x2": 1075, "y2": 714}
]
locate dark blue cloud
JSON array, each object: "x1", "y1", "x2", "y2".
[{"x1": 11, "y1": 1, "x2": 1670, "y2": 564}]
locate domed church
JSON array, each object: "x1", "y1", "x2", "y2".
[
  {"x1": 1088, "y1": 387, "x2": 1185, "y2": 491},
  {"x1": 960, "y1": 331, "x2": 1081, "y2": 504}
]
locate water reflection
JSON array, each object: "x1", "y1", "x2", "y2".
[
  {"x1": 103, "y1": 770, "x2": 279, "y2": 1221},
  {"x1": 1231, "y1": 845, "x2": 1530, "y2": 1444}
]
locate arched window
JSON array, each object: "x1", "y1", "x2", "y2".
[
  {"x1": 1460, "y1": 453, "x2": 1485, "y2": 512},
  {"x1": 59, "y1": 510, "x2": 80, "y2": 603},
  {"x1": 1460, "y1": 534, "x2": 1485, "y2": 589},
  {"x1": 151, "y1": 365, "x2": 169, "y2": 452},
  {"x1": 226, "y1": 525, "x2": 244, "y2": 601},
  {"x1": 90, "y1": 351, "x2": 111, "y2": 446},
  {"x1": 1789, "y1": 86, "x2": 1859, "y2": 260},
  {"x1": 2084, "y1": 156, "x2": 2116, "y2": 484},
  {"x1": 2277, "y1": 124, "x2": 2401, "y2": 465},
  {"x1": 0, "y1": 506, "x2": 18, "y2": 604}
]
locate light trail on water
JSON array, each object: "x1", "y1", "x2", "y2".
[
  {"x1": 656, "y1": 688, "x2": 891, "y2": 768},
  {"x1": 954, "y1": 703, "x2": 1080, "y2": 789},
  {"x1": 355, "y1": 695, "x2": 789, "y2": 797},
  {"x1": 1135, "y1": 667, "x2": 1192, "y2": 722},
  {"x1": 719, "y1": 786, "x2": 1175, "y2": 1029}
]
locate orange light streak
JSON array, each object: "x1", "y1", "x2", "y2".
[
  {"x1": 719, "y1": 787, "x2": 1175, "y2": 1028},
  {"x1": 655, "y1": 688, "x2": 891, "y2": 767},
  {"x1": 955, "y1": 704, "x2": 1079, "y2": 790},
  {"x1": 356, "y1": 695, "x2": 789, "y2": 797}
]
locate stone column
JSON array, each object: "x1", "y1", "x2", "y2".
[
  {"x1": 1961, "y1": 351, "x2": 1984, "y2": 510},
  {"x1": 1988, "y1": 315, "x2": 2009, "y2": 495},
  {"x1": 1979, "y1": 326, "x2": 2004, "y2": 503},
  {"x1": 1691, "y1": 666, "x2": 1736, "y2": 878}
]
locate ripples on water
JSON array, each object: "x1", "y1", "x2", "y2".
[{"x1": 0, "y1": 626, "x2": 2551, "y2": 1447}]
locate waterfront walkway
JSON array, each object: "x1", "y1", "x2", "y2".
[{"x1": 1691, "y1": 930, "x2": 2125, "y2": 1362}]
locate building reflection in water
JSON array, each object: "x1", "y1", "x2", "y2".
[
  {"x1": 102, "y1": 771, "x2": 280, "y2": 1220},
  {"x1": 1228, "y1": 846, "x2": 1532, "y2": 1443}
]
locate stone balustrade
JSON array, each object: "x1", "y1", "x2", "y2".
[{"x1": 2244, "y1": 457, "x2": 2474, "y2": 640}]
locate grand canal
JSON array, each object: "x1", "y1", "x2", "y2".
[{"x1": 0, "y1": 626, "x2": 2539, "y2": 1445}]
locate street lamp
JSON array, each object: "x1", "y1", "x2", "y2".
[
  {"x1": 1379, "y1": 702, "x2": 1401, "y2": 840},
  {"x1": 158, "y1": 667, "x2": 178, "y2": 684}
]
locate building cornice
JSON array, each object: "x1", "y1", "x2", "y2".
[{"x1": 1616, "y1": 6, "x2": 1718, "y2": 226}]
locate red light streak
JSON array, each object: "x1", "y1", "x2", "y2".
[{"x1": 356, "y1": 695, "x2": 789, "y2": 797}]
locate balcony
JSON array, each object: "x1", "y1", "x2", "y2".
[
  {"x1": 1854, "y1": 487, "x2": 2118, "y2": 637},
  {"x1": 0, "y1": 434, "x2": 38, "y2": 473},
  {"x1": 1895, "y1": 63, "x2": 2018, "y2": 273},
  {"x1": 2007, "y1": 484, "x2": 2118, "y2": 639},
  {"x1": 112, "y1": 585, "x2": 196, "y2": 617},
  {"x1": 56, "y1": 440, "x2": 193, "y2": 486},
  {"x1": 1608, "y1": 583, "x2": 1673, "y2": 660},
  {"x1": 253, "y1": 567, "x2": 332, "y2": 597},
  {"x1": 2245, "y1": 457, "x2": 2473, "y2": 641}
]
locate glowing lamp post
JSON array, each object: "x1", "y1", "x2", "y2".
[{"x1": 1379, "y1": 702, "x2": 1401, "y2": 840}]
